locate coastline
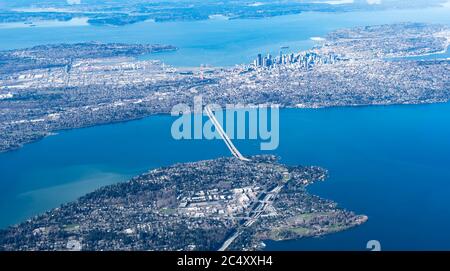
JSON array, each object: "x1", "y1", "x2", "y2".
[
  {"x1": 2, "y1": 99, "x2": 449, "y2": 154},
  {"x1": 1, "y1": 100, "x2": 450, "y2": 249},
  {"x1": 1, "y1": 8, "x2": 450, "y2": 250}
]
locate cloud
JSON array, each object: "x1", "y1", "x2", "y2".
[{"x1": 366, "y1": 0, "x2": 382, "y2": 4}]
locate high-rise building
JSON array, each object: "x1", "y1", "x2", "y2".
[
  {"x1": 256, "y1": 54, "x2": 262, "y2": 66},
  {"x1": 263, "y1": 57, "x2": 272, "y2": 67}
]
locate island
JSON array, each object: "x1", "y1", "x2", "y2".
[
  {"x1": 0, "y1": 155, "x2": 367, "y2": 251},
  {"x1": 0, "y1": 0, "x2": 446, "y2": 26}
]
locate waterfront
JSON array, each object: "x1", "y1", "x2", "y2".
[
  {"x1": 1, "y1": 4, "x2": 450, "y2": 250},
  {"x1": 1, "y1": 7, "x2": 450, "y2": 67},
  {"x1": 1, "y1": 103, "x2": 450, "y2": 250}
]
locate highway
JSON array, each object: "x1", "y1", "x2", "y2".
[
  {"x1": 206, "y1": 105, "x2": 283, "y2": 251},
  {"x1": 217, "y1": 183, "x2": 284, "y2": 251},
  {"x1": 218, "y1": 231, "x2": 240, "y2": 251},
  {"x1": 204, "y1": 106, "x2": 250, "y2": 162}
]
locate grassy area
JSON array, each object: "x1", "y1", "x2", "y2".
[
  {"x1": 295, "y1": 212, "x2": 334, "y2": 221},
  {"x1": 267, "y1": 226, "x2": 311, "y2": 240},
  {"x1": 63, "y1": 224, "x2": 80, "y2": 231},
  {"x1": 326, "y1": 224, "x2": 349, "y2": 233},
  {"x1": 289, "y1": 227, "x2": 310, "y2": 235}
]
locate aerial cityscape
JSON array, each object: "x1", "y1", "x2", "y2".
[
  {"x1": 1, "y1": 23, "x2": 449, "y2": 153},
  {"x1": 0, "y1": 155, "x2": 367, "y2": 251},
  {"x1": 0, "y1": 0, "x2": 450, "y2": 253}
]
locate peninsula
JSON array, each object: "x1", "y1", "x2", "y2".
[{"x1": 0, "y1": 156, "x2": 367, "y2": 251}]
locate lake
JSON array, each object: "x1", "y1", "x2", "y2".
[
  {"x1": 0, "y1": 5, "x2": 450, "y2": 250},
  {"x1": 1, "y1": 103, "x2": 450, "y2": 250}
]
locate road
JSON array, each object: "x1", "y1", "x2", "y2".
[
  {"x1": 204, "y1": 106, "x2": 250, "y2": 162},
  {"x1": 217, "y1": 183, "x2": 284, "y2": 251}
]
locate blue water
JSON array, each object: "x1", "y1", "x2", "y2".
[
  {"x1": 1, "y1": 5, "x2": 450, "y2": 250},
  {"x1": 267, "y1": 104, "x2": 450, "y2": 251},
  {"x1": 1, "y1": 6, "x2": 450, "y2": 66},
  {"x1": 0, "y1": 115, "x2": 233, "y2": 227},
  {"x1": 387, "y1": 47, "x2": 450, "y2": 61},
  {"x1": 1, "y1": 103, "x2": 450, "y2": 250}
]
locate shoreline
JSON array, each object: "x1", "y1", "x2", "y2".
[{"x1": 1, "y1": 100, "x2": 449, "y2": 155}]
